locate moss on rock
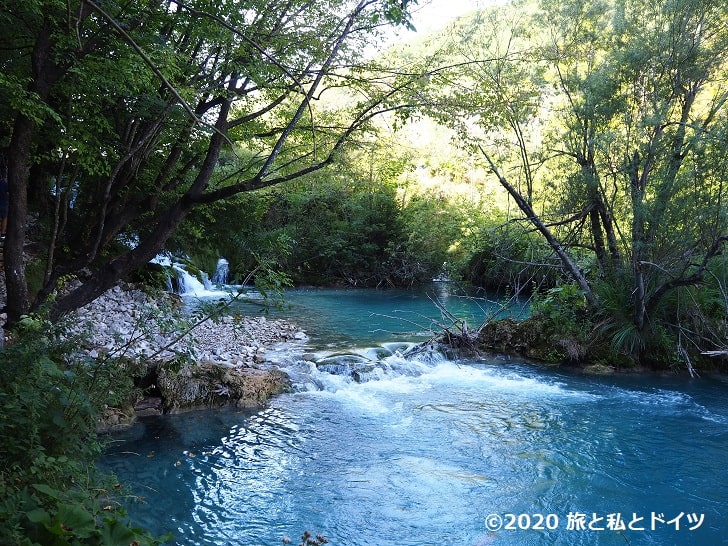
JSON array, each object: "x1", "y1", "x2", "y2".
[{"x1": 157, "y1": 362, "x2": 292, "y2": 413}]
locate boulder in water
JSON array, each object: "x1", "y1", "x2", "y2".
[{"x1": 157, "y1": 362, "x2": 292, "y2": 413}]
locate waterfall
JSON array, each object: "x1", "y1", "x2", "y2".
[
  {"x1": 211, "y1": 258, "x2": 230, "y2": 285},
  {"x1": 171, "y1": 264, "x2": 208, "y2": 295},
  {"x1": 151, "y1": 253, "x2": 230, "y2": 297}
]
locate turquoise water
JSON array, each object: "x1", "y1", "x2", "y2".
[
  {"x1": 102, "y1": 287, "x2": 728, "y2": 545},
  {"x1": 220, "y1": 284, "x2": 527, "y2": 348}
]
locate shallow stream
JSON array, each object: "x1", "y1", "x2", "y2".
[{"x1": 102, "y1": 286, "x2": 728, "y2": 545}]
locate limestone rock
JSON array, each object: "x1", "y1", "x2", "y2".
[
  {"x1": 97, "y1": 405, "x2": 136, "y2": 433},
  {"x1": 157, "y1": 362, "x2": 292, "y2": 413}
]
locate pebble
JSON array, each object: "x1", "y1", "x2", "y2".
[{"x1": 64, "y1": 284, "x2": 308, "y2": 367}]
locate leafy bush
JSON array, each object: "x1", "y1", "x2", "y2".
[
  {"x1": 528, "y1": 283, "x2": 594, "y2": 362},
  {"x1": 0, "y1": 316, "x2": 167, "y2": 545}
]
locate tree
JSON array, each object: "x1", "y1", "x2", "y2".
[
  {"x1": 0, "y1": 0, "x2": 419, "y2": 323},
  {"x1": 542, "y1": 0, "x2": 728, "y2": 360},
  {"x1": 414, "y1": 0, "x2": 728, "y2": 363}
]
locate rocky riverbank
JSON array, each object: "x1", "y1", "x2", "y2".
[
  {"x1": 1, "y1": 279, "x2": 307, "y2": 429},
  {"x1": 67, "y1": 283, "x2": 307, "y2": 366},
  {"x1": 74, "y1": 284, "x2": 308, "y2": 429}
]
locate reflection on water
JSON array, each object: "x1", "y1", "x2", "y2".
[
  {"x1": 103, "y1": 288, "x2": 728, "y2": 546},
  {"x1": 103, "y1": 357, "x2": 728, "y2": 546}
]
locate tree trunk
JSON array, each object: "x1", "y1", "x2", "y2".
[
  {"x1": 4, "y1": 116, "x2": 33, "y2": 322},
  {"x1": 4, "y1": 23, "x2": 65, "y2": 323},
  {"x1": 47, "y1": 203, "x2": 189, "y2": 320},
  {"x1": 598, "y1": 200, "x2": 621, "y2": 270},
  {"x1": 628, "y1": 151, "x2": 648, "y2": 332},
  {"x1": 588, "y1": 207, "x2": 608, "y2": 274},
  {"x1": 480, "y1": 147, "x2": 596, "y2": 306}
]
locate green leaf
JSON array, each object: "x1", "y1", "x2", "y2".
[
  {"x1": 100, "y1": 518, "x2": 142, "y2": 545},
  {"x1": 32, "y1": 483, "x2": 63, "y2": 500},
  {"x1": 25, "y1": 508, "x2": 51, "y2": 525},
  {"x1": 56, "y1": 503, "x2": 96, "y2": 538}
]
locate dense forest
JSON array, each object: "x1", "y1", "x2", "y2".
[
  {"x1": 2, "y1": 0, "x2": 726, "y2": 366},
  {"x1": 166, "y1": 0, "x2": 728, "y2": 372},
  {"x1": 1, "y1": 0, "x2": 727, "y2": 542}
]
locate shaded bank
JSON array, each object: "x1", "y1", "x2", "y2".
[{"x1": 451, "y1": 316, "x2": 728, "y2": 375}]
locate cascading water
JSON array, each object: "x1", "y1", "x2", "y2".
[
  {"x1": 151, "y1": 254, "x2": 216, "y2": 297},
  {"x1": 211, "y1": 258, "x2": 230, "y2": 285},
  {"x1": 101, "y1": 288, "x2": 728, "y2": 546},
  {"x1": 171, "y1": 264, "x2": 208, "y2": 295},
  {"x1": 166, "y1": 262, "x2": 232, "y2": 298},
  {"x1": 265, "y1": 340, "x2": 447, "y2": 393}
]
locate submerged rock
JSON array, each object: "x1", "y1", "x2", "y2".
[{"x1": 315, "y1": 353, "x2": 378, "y2": 382}]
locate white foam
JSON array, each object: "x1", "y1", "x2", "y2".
[{"x1": 291, "y1": 351, "x2": 598, "y2": 418}]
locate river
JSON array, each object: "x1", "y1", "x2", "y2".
[{"x1": 101, "y1": 286, "x2": 728, "y2": 545}]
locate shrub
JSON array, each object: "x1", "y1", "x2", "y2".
[
  {"x1": 0, "y1": 316, "x2": 168, "y2": 545},
  {"x1": 529, "y1": 283, "x2": 594, "y2": 363}
]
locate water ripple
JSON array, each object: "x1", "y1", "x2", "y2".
[{"x1": 102, "y1": 356, "x2": 728, "y2": 546}]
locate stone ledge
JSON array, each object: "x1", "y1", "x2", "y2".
[{"x1": 157, "y1": 362, "x2": 293, "y2": 414}]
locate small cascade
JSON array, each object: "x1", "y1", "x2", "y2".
[
  {"x1": 171, "y1": 264, "x2": 207, "y2": 295},
  {"x1": 202, "y1": 272, "x2": 213, "y2": 290},
  {"x1": 150, "y1": 252, "x2": 215, "y2": 296},
  {"x1": 211, "y1": 258, "x2": 230, "y2": 285},
  {"x1": 150, "y1": 254, "x2": 246, "y2": 299},
  {"x1": 168, "y1": 263, "x2": 229, "y2": 297},
  {"x1": 151, "y1": 253, "x2": 197, "y2": 295},
  {"x1": 279, "y1": 341, "x2": 448, "y2": 392}
]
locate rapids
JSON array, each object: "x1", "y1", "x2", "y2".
[{"x1": 102, "y1": 287, "x2": 728, "y2": 545}]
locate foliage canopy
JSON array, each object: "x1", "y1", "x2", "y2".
[
  {"x1": 405, "y1": 0, "x2": 728, "y2": 368},
  {"x1": 0, "y1": 0, "x2": 420, "y2": 322}
]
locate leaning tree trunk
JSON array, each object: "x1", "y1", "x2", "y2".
[
  {"x1": 479, "y1": 146, "x2": 596, "y2": 306},
  {"x1": 46, "y1": 203, "x2": 189, "y2": 320},
  {"x1": 46, "y1": 98, "x2": 232, "y2": 320}
]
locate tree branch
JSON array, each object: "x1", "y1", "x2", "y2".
[
  {"x1": 646, "y1": 234, "x2": 728, "y2": 314},
  {"x1": 478, "y1": 144, "x2": 596, "y2": 305},
  {"x1": 83, "y1": 0, "x2": 201, "y2": 125}
]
